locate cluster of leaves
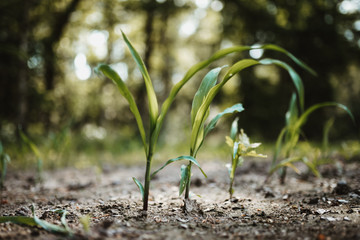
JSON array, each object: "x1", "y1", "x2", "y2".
[
  {"x1": 226, "y1": 119, "x2": 266, "y2": 198},
  {"x1": 268, "y1": 92, "x2": 354, "y2": 184}
]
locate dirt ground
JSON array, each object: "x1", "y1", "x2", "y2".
[{"x1": 1, "y1": 159, "x2": 359, "y2": 240}]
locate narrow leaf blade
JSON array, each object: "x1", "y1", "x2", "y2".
[
  {"x1": 121, "y1": 31, "x2": 158, "y2": 128},
  {"x1": 95, "y1": 64, "x2": 148, "y2": 152},
  {"x1": 132, "y1": 177, "x2": 145, "y2": 201},
  {"x1": 204, "y1": 103, "x2": 244, "y2": 138},
  {"x1": 151, "y1": 155, "x2": 207, "y2": 178}
]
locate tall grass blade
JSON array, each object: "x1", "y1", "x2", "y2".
[
  {"x1": 95, "y1": 64, "x2": 148, "y2": 153},
  {"x1": 121, "y1": 31, "x2": 158, "y2": 129},
  {"x1": 132, "y1": 177, "x2": 145, "y2": 201},
  {"x1": 151, "y1": 155, "x2": 207, "y2": 178}
]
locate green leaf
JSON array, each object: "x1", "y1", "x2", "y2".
[
  {"x1": 259, "y1": 59, "x2": 305, "y2": 112},
  {"x1": 0, "y1": 216, "x2": 37, "y2": 226},
  {"x1": 296, "y1": 102, "x2": 355, "y2": 130},
  {"x1": 132, "y1": 177, "x2": 145, "y2": 201},
  {"x1": 31, "y1": 205, "x2": 70, "y2": 234},
  {"x1": 179, "y1": 164, "x2": 189, "y2": 196},
  {"x1": 121, "y1": 31, "x2": 158, "y2": 130},
  {"x1": 191, "y1": 67, "x2": 224, "y2": 125},
  {"x1": 151, "y1": 155, "x2": 207, "y2": 179},
  {"x1": 204, "y1": 103, "x2": 244, "y2": 138},
  {"x1": 230, "y1": 117, "x2": 239, "y2": 141},
  {"x1": 0, "y1": 142, "x2": 3, "y2": 155},
  {"x1": 254, "y1": 44, "x2": 317, "y2": 76},
  {"x1": 95, "y1": 64, "x2": 148, "y2": 153}
]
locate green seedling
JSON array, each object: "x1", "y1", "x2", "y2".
[
  {"x1": 226, "y1": 119, "x2": 266, "y2": 199},
  {"x1": 153, "y1": 58, "x2": 307, "y2": 200},
  {"x1": 0, "y1": 142, "x2": 11, "y2": 189},
  {"x1": 0, "y1": 205, "x2": 72, "y2": 236},
  {"x1": 268, "y1": 93, "x2": 354, "y2": 184},
  {"x1": 96, "y1": 31, "x2": 315, "y2": 211},
  {"x1": 19, "y1": 129, "x2": 43, "y2": 183}
]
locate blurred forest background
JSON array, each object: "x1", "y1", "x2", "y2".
[{"x1": 0, "y1": 0, "x2": 359, "y2": 168}]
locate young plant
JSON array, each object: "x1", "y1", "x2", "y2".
[
  {"x1": 153, "y1": 58, "x2": 308, "y2": 200},
  {"x1": 96, "y1": 31, "x2": 315, "y2": 211},
  {"x1": 226, "y1": 119, "x2": 266, "y2": 199},
  {"x1": 267, "y1": 93, "x2": 354, "y2": 184},
  {"x1": 0, "y1": 141, "x2": 11, "y2": 189},
  {"x1": 19, "y1": 129, "x2": 43, "y2": 183}
]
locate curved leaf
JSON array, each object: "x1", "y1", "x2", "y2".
[
  {"x1": 296, "y1": 102, "x2": 355, "y2": 130},
  {"x1": 132, "y1": 177, "x2": 145, "y2": 201},
  {"x1": 95, "y1": 64, "x2": 148, "y2": 153},
  {"x1": 254, "y1": 44, "x2": 317, "y2": 76},
  {"x1": 31, "y1": 205, "x2": 70, "y2": 235},
  {"x1": 204, "y1": 103, "x2": 244, "y2": 138},
  {"x1": 151, "y1": 155, "x2": 207, "y2": 179},
  {"x1": 121, "y1": 31, "x2": 158, "y2": 129},
  {"x1": 259, "y1": 59, "x2": 304, "y2": 112}
]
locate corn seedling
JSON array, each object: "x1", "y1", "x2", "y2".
[
  {"x1": 96, "y1": 31, "x2": 315, "y2": 211},
  {"x1": 0, "y1": 205, "x2": 73, "y2": 236},
  {"x1": 153, "y1": 58, "x2": 309, "y2": 200},
  {"x1": 268, "y1": 93, "x2": 354, "y2": 184},
  {"x1": 0, "y1": 141, "x2": 11, "y2": 189},
  {"x1": 19, "y1": 129, "x2": 43, "y2": 183},
  {"x1": 226, "y1": 119, "x2": 267, "y2": 199}
]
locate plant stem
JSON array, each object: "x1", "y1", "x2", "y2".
[
  {"x1": 279, "y1": 166, "x2": 287, "y2": 185},
  {"x1": 143, "y1": 150, "x2": 153, "y2": 211},
  {"x1": 184, "y1": 161, "x2": 192, "y2": 199},
  {"x1": 229, "y1": 164, "x2": 236, "y2": 199}
]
